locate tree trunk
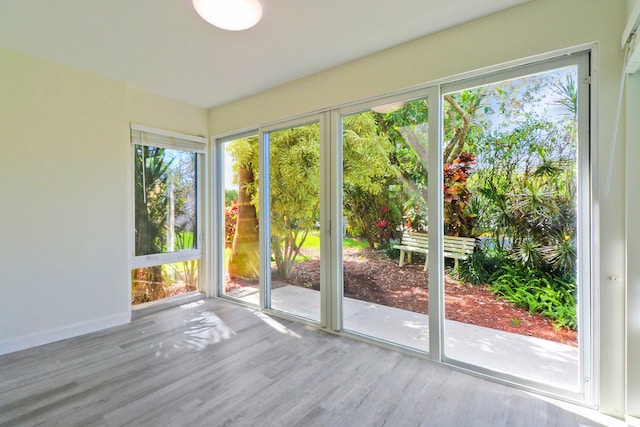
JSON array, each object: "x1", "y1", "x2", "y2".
[
  {"x1": 228, "y1": 166, "x2": 260, "y2": 280},
  {"x1": 443, "y1": 95, "x2": 477, "y2": 164}
]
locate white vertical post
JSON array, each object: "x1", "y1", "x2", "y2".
[{"x1": 428, "y1": 86, "x2": 444, "y2": 360}]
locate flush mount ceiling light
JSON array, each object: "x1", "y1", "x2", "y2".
[{"x1": 192, "y1": 0, "x2": 262, "y2": 31}]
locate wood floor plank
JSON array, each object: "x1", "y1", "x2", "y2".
[{"x1": 0, "y1": 298, "x2": 613, "y2": 426}]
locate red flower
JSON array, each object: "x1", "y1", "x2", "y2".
[{"x1": 374, "y1": 219, "x2": 389, "y2": 229}]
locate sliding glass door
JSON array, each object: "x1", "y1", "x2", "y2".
[
  {"x1": 217, "y1": 118, "x2": 326, "y2": 325},
  {"x1": 439, "y1": 54, "x2": 590, "y2": 396},
  {"x1": 339, "y1": 94, "x2": 433, "y2": 351},
  {"x1": 264, "y1": 120, "x2": 323, "y2": 323},
  {"x1": 216, "y1": 52, "x2": 592, "y2": 401}
]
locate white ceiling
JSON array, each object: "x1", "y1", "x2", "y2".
[{"x1": 0, "y1": 0, "x2": 530, "y2": 109}]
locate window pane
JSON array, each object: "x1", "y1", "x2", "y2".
[
  {"x1": 134, "y1": 145, "x2": 197, "y2": 256},
  {"x1": 341, "y1": 99, "x2": 430, "y2": 351},
  {"x1": 442, "y1": 66, "x2": 581, "y2": 390},
  {"x1": 220, "y1": 136, "x2": 260, "y2": 303},
  {"x1": 269, "y1": 123, "x2": 321, "y2": 322},
  {"x1": 132, "y1": 260, "x2": 199, "y2": 305}
]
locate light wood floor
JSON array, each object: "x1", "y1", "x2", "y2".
[{"x1": 0, "y1": 298, "x2": 609, "y2": 426}]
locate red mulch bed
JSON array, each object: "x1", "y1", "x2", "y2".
[{"x1": 228, "y1": 247, "x2": 578, "y2": 347}]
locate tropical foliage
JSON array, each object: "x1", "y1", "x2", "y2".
[
  {"x1": 224, "y1": 67, "x2": 580, "y2": 330},
  {"x1": 489, "y1": 265, "x2": 577, "y2": 330},
  {"x1": 132, "y1": 145, "x2": 198, "y2": 303},
  {"x1": 269, "y1": 125, "x2": 321, "y2": 279}
]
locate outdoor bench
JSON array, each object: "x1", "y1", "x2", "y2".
[{"x1": 394, "y1": 231, "x2": 476, "y2": 271}]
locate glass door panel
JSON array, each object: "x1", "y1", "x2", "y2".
[
  {"x1": 267, "y1": 122, "x2": 322, "y2": 322},
  {"x1": 220, "y1": 135, "x2": 261, "y2": 305},
  {"x1": 441, "y1": 64, "x2": 583, "y2": 391},
  {"x1": 341, "y1": 98, "x2": 430, "y2": 351}
]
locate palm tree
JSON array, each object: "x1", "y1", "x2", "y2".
[
  {"x1": 227, "y1": 138, "x2": 260, "y2": 280},
  {"x1": 133, "y1": 145, "x2": 173, "y2": 302}
]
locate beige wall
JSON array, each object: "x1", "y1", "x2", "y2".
[
  {"x1": 209, "y1": 0, "x2": 628, "y2": 417},
  {"x1": 126, "y1": 87, "x2": 208, "y2": 137},
  {"x1": 0, "y1": 48, "x2": 130, "y2": 352},
  {"x1": 0, "y1": 47, "x2": 208, "y2": 356}
]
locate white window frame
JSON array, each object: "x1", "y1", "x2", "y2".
[
  {"x1": 130, "y1": 123, "x2": 206, "y2": 270},
  {"x1": 438, "y1": 52, "x2": 593, "y2": 402},
  {"x1": 212, "y1": 129, "x2": 259, "y2": 299},
  {"x1": 260, "y1": 115, "x2": 329, "y2": 327}
]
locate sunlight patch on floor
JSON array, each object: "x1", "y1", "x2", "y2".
[
  {"x1": 248, "y1": 308, "x2": 302, "y2": 338},
  {"x1": 183, "y1": 310, "x2": 236, "y2": 350}
]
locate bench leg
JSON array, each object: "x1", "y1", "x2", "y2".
[
  {"x1": 407, "y1": 252, "x2": 412, "y2": 264},
  {"x1": 454, "y1": 258, "x2": 459, "y2": 270},
  {"x1": 424, "y1": 253, "x2": 429, "y2": 272},
  {"x1": 399, "y1": 250, "x2": 406, "y2": 267}
]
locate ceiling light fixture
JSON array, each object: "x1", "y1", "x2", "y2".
[{"x1": 192, "y1": 0, "x2": 262, "y2": 31}]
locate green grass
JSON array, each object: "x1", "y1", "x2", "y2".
[
  {"x1": 343, "y1": 236, "x2": 369, "y2": 249},
  {"x1": 299, "y1": 233, "x2": 369, "y2": 250},
  {"x1": 224, "y1": 233, "x2": 368, "y2": 266},
  {"x1": 301, "y1": 233, "x2": 321, "y2": 249},
  {"x1": 224, "y1": 234, "x2": 368, "y2": 267}
]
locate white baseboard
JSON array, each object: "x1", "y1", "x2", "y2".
[
  {"x1": 131, "y1": 291, "x2": 204, "y2": 319},
  {"x1": 0, "y1": 312, "x2": 131, "y2": 356}
]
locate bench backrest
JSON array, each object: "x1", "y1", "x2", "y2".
[
  {"x1": 400, "y1": 231, "x2": 429, "y2": 249},
  {"x1": 443, "y1": 236, "x2": 476, "y2": 255},
  {"x1": 400, "y1": 231, "x2": 475, "y2": 254}
]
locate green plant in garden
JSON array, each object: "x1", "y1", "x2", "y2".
[
  {"x1": 458, "y1": 250, "x2": 509, "y2": 285},
  {"x1": 226, "y1": 114, "x2": 399, "y2": 280},
  {"x1": 268, "y1": 124, "x2": 321, "y2": 279},
  {"x1": 344, "y1": 185, "x2": 399, "y2": 248},
  {"x1": 134, "y1": 145, "x2": 173, "y2": 256},
  {"x1": 132, "y1": 145, "x2": 198, "y2": 303},
  {"x1": 342, "y1": 112, "x2": 400, "y2": 247},
  {"x1": 443, "y1": 152, "x2": 477, "y2": 237},
  {"x1": 473, "y1": 158, "x2": 576, "y2": 277},
  {"x1": 224, "y1": 201, "x2": 238, "y2": 247},
  {"x1": 489, "y1": 264, "x2": 577, "y2": 330},
  {"x1": 449, "y1": 71, "x2": 578, "y2": 275},
  {"x1": 133, "y1": 145, "x2": 172, "y2": 302},
  {"x1": 402, "y1": 196, "x2": 428, "y2": 231},
  {"x1": 221, "y1": 68, "x2": 583, "y2": 338}
]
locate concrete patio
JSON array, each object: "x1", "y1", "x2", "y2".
[{"x1": 227, "y1": 284, "x2": 580, "y2": 392}]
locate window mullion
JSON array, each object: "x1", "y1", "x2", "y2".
[{"x1": 428, "y1": 86, "x2": 445, "y2": 361}]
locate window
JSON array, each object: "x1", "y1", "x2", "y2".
[{"x1": 131, "y1": 124, "x2": 205, "y2": 305}]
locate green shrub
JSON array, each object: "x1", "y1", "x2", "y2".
[
  {"x1": 458, "y1": 251, "x2": 509, "y2": 285},
  {"x1": 386, "y1": 245, "x2": 400, "y2": 259},
  {"x1": 488, "y1": 265, "x2": 576, "y2": 330}
]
